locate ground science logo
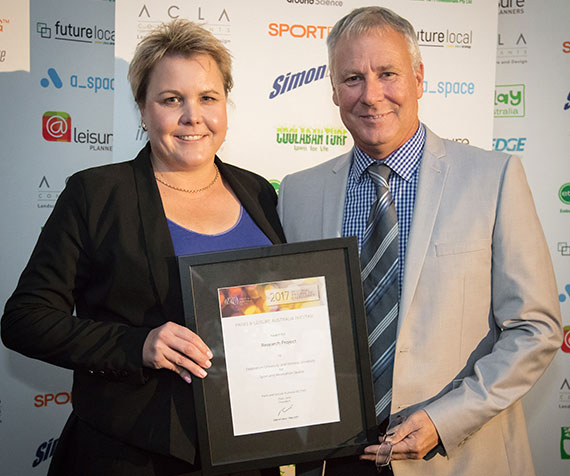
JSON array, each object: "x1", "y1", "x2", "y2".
[
  {"x1": 269, "y1": 64, "x2": 328, "y2": 99},
  {"x1": 275, "y1": 125, "x2": 348, "y2": 152}
]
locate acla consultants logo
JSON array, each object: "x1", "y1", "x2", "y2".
[{"x1": 42, "y1": 112, "x2": 113, "y2": 151}]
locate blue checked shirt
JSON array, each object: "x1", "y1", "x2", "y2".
[{"x1": 342, "y1": 124, "x2": 426, "y2": 293}]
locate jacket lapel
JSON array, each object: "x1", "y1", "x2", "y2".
[
  {"x1": 131, "y1": 144, "x2": 180, "y2": 317},
  {"x1": 398, "y1": 129, "x2": 449, "y2": 333},
  {"x1": 322, "y1": 151, "x2": 352, "y2": 238}
]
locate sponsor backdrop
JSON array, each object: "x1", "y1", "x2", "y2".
[{"x1": 0, "y1": 0, "x2": 567, "y2": 474}]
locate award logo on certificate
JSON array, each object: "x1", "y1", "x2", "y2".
[
  {"x1": 218, "y1": 277, "x2": 340, "y2": 436},
  {"x1": 178, "y1": 238, "x2": 376, "y2": 475}
]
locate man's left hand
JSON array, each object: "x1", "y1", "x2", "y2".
[{"x1": 360, "y1": 410, "x2": 439, "y2": 463}]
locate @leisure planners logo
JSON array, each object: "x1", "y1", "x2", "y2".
[{"x1": 42, "y1": 112, "x2": 71, "y2": 142}]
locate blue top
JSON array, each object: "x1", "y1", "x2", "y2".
[{"x1": 167, "y1": 206, "x2": 272, "y2": 256}]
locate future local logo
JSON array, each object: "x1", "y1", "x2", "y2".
[
  {"x1": 494, "y1": 84, "x2": 525, "y2": 118},
  {"x1": 416, "y1": 29, "x2": 472, "y2": 48}
]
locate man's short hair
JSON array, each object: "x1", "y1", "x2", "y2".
[{"x1": 327, "y1": 6, "x2": 422, "y2": 77}]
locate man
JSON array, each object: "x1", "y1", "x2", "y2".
[{"x1": 278, "y1": 6, "x2": 561, "y2": 476}]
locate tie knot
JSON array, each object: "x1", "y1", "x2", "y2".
[{"x1": 368, "y1": 162, "x2": 391, "y2": 189}]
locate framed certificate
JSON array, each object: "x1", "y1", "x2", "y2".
[{"x1": 178, "y1": 237, "x2": 376, "y2": 475}]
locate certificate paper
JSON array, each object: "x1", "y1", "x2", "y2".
[{"x1": 218, "y1": 276, "x2": 340, "y2": 436}]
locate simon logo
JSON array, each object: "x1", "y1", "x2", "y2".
[
  {"x1": 32, "y1": 437, "x2": 59, "y2": 468},
  {"x1": 269, "y1": 64, "x2": 328, "y2": 99}
]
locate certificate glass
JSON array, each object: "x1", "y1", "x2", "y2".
[{"x1": 178, "y1": 238, "x2": 375, "y2": 475}]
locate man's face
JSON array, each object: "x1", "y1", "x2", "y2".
[{"x1": 331, "y1": 27, "x2": 424, "y2": 159}]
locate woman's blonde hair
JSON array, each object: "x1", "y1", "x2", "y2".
[{"x1": 128, "y1": 19, "x2": 233, "y2": 106}]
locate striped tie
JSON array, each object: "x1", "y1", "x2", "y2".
[{"x1": 360, "y1": 162, "x2": 399, "y2": 424}]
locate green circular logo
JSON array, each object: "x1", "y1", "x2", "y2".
[
  {"x1": 269, "y1": 179, "x2": 281, "y2": 195},
  {"x1": 559, "y1": 183, "x2": 570, "y2": 205}
]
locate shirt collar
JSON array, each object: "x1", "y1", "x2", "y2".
[{"x1": 351, "y1": 123, "x2": 426, "y2": 183}]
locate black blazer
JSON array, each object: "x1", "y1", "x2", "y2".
[{"x1": 1, "y1": 143, "x2": 286, "y2": 463}]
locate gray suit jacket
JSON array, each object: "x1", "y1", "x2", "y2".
[{"x1": 278, "y1": 128, "x2": 562, "y2": 476}]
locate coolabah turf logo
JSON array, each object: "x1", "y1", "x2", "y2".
[
  {"x1": 416, "y1": 28, "x2": 472, "y2": 49},
  {"x1": 276, "y1": 125, "x2": 348, "y2": 152},
  {"x1": 269, "y1": 64, "x2": 328, "y2": 99},
  {"x1": 497, "y1": 32, "x2": 527, "y2": 65},
  {"x1": 42, "y1": 111, "x2": 113, "y2": 150},
  {"x1": 43, "y1": 112, "x2": 71, "y2": 142},
  {"x1": 36, "y1": 20, "x2": 114, "y2": 45},
  {"x1": 494, "y1": 84, "x2": 525, "y2": 117}
]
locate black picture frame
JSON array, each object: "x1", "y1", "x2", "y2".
[{"x1": 177, "y1": 237, "x2": 376, "y2": 475}]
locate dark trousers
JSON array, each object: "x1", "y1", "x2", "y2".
[{"x1": 48, "y1": 412, "x2": 279, "y2": 476}]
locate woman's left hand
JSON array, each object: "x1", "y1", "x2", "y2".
[{"x1": 142, "y1": 321, "x2": 213, "y2": 383}]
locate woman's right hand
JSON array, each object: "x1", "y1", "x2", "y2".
[{"x1": 142, "y1": 321, "x2": 212, "y2": 383}]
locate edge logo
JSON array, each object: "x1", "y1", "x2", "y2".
[
  {"x1": 32, "y1": 437, "x2": 59, "y2": 468},
  {"x1": 269, "y1": 64, "x2": 327, "y2": 99},
  {"x1": 492, "y1": 137, "x2": 526, "y2": 152}
]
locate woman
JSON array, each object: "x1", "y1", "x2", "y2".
[{"x1": 1, "y1": 20, "x2": 285, "y2": 475}]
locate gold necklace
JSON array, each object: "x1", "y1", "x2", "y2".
[{"x1": 154, "y1": 165, "x2": 220, "y2": 194}]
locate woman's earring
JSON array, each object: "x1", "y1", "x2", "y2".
[{"x1": 141, "y1": 121, "x2": 148, "y2": 131}]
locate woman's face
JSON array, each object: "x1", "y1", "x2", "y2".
[{"x1": 140, "y1": 54, "x2": 227, "y2": 170}]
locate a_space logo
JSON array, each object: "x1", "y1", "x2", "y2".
[{"x1": 42, "y1": 111, "x2": 71, "y2": 142}]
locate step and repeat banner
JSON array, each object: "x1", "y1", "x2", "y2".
[{"x1": 0, "y1": 1, "x2": 567, "y2": 475}]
